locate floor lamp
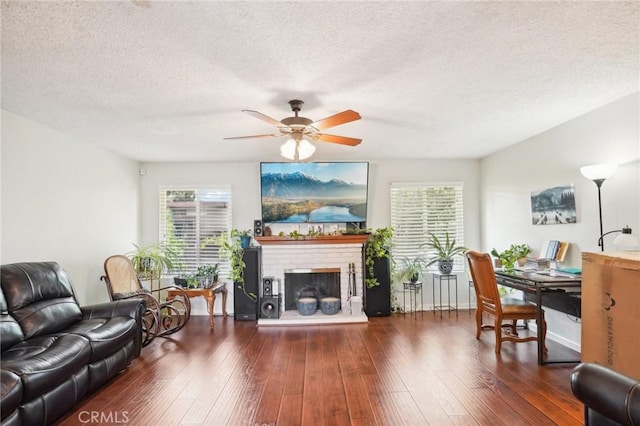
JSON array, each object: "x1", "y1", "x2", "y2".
[{"x1": 580, "y1": 164, "x2": 618, "y2": 251}]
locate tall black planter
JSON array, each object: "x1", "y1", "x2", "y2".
[
  {"x1": 364, "y1": 256, "x2": 391, "y2": 317},
  {"x1": 234, "y1": 247, "x2": 261, "y2": 320}
]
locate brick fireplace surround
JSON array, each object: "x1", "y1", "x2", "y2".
[{"x1": 255, "y1": 235, "x2": 369, "y2": 325}]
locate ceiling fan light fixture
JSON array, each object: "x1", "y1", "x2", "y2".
[
  {"x1": 280, "y1": 137, "x2": 315, "y2": 161},
  {"x1": 297, "y1": 139, "x2": 316, "y2": 160},
  {"x1": 280, "y1": 139, "x2": 297, "y2": 160}
]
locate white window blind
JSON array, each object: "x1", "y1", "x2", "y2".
[
  {"x1": 159, "y1": 187, "x2": 232, "y2": 276},
  {"x1": 390, "y1": 182, "x2": 465, "y2": 272}
]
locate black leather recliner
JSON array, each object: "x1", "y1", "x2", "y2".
[
  {"x1": 571, "y1": 362, "x2": 640, "y2": 426},
  {"x1": 1, "y1": 261, "x2": 145, "y2": 425}
]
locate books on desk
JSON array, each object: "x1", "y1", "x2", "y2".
[
  {"x1": 539, "y1": 240, "x2": 570, "y2": 262},
  {"x1": 552, "y1": 266, "x2": 582, "y2": 277},
  {"x1": 523, "y1": 257, "x2": 551, "y2": 270}
]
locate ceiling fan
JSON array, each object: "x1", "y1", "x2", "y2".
[{"x1": 224, "y1": 100, "x2": 362, "y2": 160}]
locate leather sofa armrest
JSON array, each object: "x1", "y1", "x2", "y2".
[
  {"x1": 81, "y1": 299, "x2": 146, "y2": 321},
  {"x1": 571, "y1": 362, "x2": 640, "y2": 426}
]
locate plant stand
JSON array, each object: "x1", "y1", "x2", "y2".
[
  {"x1": 402, "y1": 281, "x2": 423, "y2": 317},
  {"x1": 431, "y1": 272, "x2": 458, "y2": 317}
]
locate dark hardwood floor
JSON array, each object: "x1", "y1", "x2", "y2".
[{"x1": 56, "y1": 311, "x2": 583, "y2": 425}]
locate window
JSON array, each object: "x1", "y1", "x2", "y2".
[
  {"x1": 390, "y1": 182, "x2": 465, "y2": 272},
  {"x1": 159, "y1": 187, "x2": 232, "y2": 276}
]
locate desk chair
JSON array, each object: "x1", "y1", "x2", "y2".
[{"x1": 465, "y1": 250, "x2": 546, "y2": 353}]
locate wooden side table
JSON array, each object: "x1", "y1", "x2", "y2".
[{"x1": 166, "y1": 282, "x2": 227, "y2": 328}]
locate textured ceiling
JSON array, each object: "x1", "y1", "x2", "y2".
[{"x1": 1, "y1": 1, "x2": 639, "y2": 162}]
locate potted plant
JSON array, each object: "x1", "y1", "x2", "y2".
[
  {"x1": 216, "y1": 229, "x2": 256, "y2": 302},
  {"x1": 365, "y1": 227, "x2": 394, "y2": 289},
  {"x1": 491, "y1": 244, "x2": 531, "y2": 272},
  {"x1": 423, "y1": 232, "x2": 468, "y2": 274},
  {"x1": 127, "y1": 243, "x2": 175, "y2": 281},
  {"x1": 194, "y1": 263, "x2": 220, "y2": 288},
  {"x1": 395, "y1": 256, "x2": 428, "y2": 283},
  {"x1": 238, "y1": 229, "x2": 252, "y2": 249}
]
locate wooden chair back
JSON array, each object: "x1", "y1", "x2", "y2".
[{"x1": 465, "y1": 250, "x2": 501, "y2": 315}]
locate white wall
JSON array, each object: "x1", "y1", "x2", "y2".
[
  {"x1": 480, "y1": 92, "x2": 640, "y2": 350},
  {"x1": 139, "y1": 159, "x2": 482, "y2": 314},
  {"x1": 1, "y1": 110, "x2": 140, "y2": 305}
]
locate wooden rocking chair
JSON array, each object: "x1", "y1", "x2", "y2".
[{"x1": 101, "y1": 255, "x2": 191, "y2": 346}]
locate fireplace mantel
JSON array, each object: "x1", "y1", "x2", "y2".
[{"x1": 255, "y1": 234, "x2": 369, "y2": 246}]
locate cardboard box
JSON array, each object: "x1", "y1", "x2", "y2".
[{"x1": 581, "y1": 251, "x2": 640, "y2": 379}]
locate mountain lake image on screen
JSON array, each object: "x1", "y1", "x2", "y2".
[{"x1": 260, "y1": 162, "x2": 369, "y2": 224}]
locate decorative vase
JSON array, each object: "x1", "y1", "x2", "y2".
[
  {"x1": 296, "y1": 297, "x2": 318, "y2": 316},
  {"x1": 319, "y1": 297, "x2": 340, "y2": 315},
  {"x1": 438, "y1": 259, "x2": 454, "y2": 275}
]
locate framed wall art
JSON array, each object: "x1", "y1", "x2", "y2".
[{"x1": 530, "y1": 184, "x2": 577, "y2": 225}]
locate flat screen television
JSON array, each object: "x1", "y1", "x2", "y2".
[{"x1": 260, "y1": 162, "x2": 369, "y2": 224}]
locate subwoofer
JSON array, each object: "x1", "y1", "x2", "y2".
[
  {"x1": 262, "y1": 276, "x2": 274, "y2": 296},
  {"x1": 260, "y1": 296, "x2": 281, "y2": 319},
  {"x1": 254, "y1": 219, "x2": 264, "y2": 237}
]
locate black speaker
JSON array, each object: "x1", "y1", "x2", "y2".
[
  {"x1": 364, "y1": 255, "x2": 391, "y2": 317},
  {"x1": 254, "y1": 219, "x2": 263, "y2": 237},
  {"x1": 234, "y1": 247, "x2": 261, "y2": 321},
  {"x1": 260, "y1": 296, "x2": 281, "y2": 319},
  {"x1": 262, "y1": 276, "x2": 273, "y2": 296}
]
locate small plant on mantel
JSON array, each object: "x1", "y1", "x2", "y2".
[{"x1": 365, "y1": 227, "x2": 394, "y2": 289}]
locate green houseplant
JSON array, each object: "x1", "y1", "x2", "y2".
[
  {"x1": 422, "y1": 232, "x2": 468, "y2": 274},
  {"x1": 237, "y1": 229, "x2": 252, "y2": 249},
  {"x1": 365, "y1": 227, "x2": 394, "y2": 289},
  {"x1": 127, "y1": 243, "x2": 175, "y2": 281},
  {"x1": 395, "y1": 256, "x2": 428, "y2": 283},
  {"x1": 491, "y1": 244, "x2": 531, "y2": 272},
  {"x1": 217, "y1": 229, "x2": 256, "y2": 301},
  {"x1": 194, "y1": 263, "x2": 220, "y2": 288}
]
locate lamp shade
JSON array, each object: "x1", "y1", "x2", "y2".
[
  {"x1": 280, "y1": 139, "x2": 297, "y2": 160},
  {"x1": 580, "y1": 164, "x2": 618, "y2": 181},
  {"x1": 280, "y1": 138, "x2": 315, "y2": 161},
  {"x1": 612, "y1": 226, "x2": 639, "y2": 251},
  {"x1": 297, "y1": 139, "x2": 316, "y2": 160}
]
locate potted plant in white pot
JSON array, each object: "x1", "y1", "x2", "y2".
[{"x1": 423, "y1": 232, "x2": 468, "y2": 274}]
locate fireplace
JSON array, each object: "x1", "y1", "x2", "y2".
[
  {"x1": 256, "y1": 235, "x2": 368, "y2": 325},
  {"x1": 284, "y1": 268, "x2": 341, "y2": 310}
]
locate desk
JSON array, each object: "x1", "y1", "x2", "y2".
[
  {"x1": 166, "y1": 283, "x2": 227, "y2": 328},
  {"x1": 431, "y1": 272, "x2": 458, "y2": 316},
  {"x1": 403, "y1": 282, "x2": 423, "y2": 316},
  {"x1": 495, "y1": 270, "x2": 581, "y2": 365}
]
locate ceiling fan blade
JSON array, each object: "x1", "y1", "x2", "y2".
[
  {"x1": 313, "y1": 133, "x2": 362, "y2": 146},
  {"x1": 242, "y1": 110, "x2": 285, "y2": 127},
  {"x1": 223, "y1": 134, "x2": 280, "y2": 140},
  {"x1": 310, "y1": 110, "x2": 361, "y2": 130}
]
